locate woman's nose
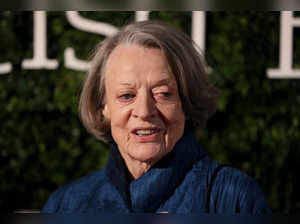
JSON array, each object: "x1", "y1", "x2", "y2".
[{"x1": 132, "y1": 93, "x2": 156, "y2": 120}]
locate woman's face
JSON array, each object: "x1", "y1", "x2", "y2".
[{"x1": 103, "y1": 44, "x2": 185, "y2": 165}]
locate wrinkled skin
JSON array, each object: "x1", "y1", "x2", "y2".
[{"x1": 103, "y1": 44, "x2": 185, "y2": 179}]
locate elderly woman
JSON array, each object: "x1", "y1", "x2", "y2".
[{"x1": 42, "y1": 20, "x2": 271, "y2": 214}]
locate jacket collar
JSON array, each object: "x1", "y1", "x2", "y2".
[{"x1": 104, "y1": 131, "x2": 206, "y2": 213}]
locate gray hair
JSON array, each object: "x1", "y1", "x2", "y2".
[{"x1": 79, "y1": 20, "x2": 219, "y2": 143}]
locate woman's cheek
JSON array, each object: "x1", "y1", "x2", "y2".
[
  {"x1": 165, "y1": 104, "x2": 184, "y2": 120},
  {"x1": 115, "y1": 107, "x2": 132, "y2": 124}
]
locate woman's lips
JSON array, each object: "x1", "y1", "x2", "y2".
[{"x1": 131, "y1": 128, "x2": 161, "y2": 142}]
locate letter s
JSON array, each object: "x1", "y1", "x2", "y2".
[{"x1": 65, "y1": 11, "x2": 119, "y2": 71}]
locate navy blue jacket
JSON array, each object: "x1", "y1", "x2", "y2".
[{"x1": 42, "y1": 132, "x2": 271, "y2": 214}]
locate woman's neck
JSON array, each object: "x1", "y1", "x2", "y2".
[{"x1": 121, "y1": 153, "x2": 154, "y2": 180}]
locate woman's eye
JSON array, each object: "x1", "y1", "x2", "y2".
[
  {"x1": 162, "y1": 92, "x2": 171, "y2": 97},
  {"x1": 120, "y1": 94, "x2": 135, "y2": 100},
  {"x1": 159, "y1": 92, "x2": 171, "y2": 98},
  {"x1": 154, "y1": 92, "x2": 172, "y2": 101}
]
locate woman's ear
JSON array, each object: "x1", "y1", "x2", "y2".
[{"x1": 102, "y1": 104, "x2": 110, "y2": 119}]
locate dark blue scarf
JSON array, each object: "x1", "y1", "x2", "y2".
[{"x1": 104, "y1": 131, "x2": 207, "y2": 213}]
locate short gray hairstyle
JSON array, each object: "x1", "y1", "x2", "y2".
[{"x1": 79, "y1": 20, "x2": 219, "y2": 143}]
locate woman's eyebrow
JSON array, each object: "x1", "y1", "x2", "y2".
[
  {"x1": 118, "y1": 82, "x2": 135, "y2": 87},
  {"x1": 153, "y1": 78, "x2": 176, "y2": 87}
]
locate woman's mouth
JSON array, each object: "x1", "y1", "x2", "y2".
[
  {"x1": 132, "y1": 128, "x2": 161, "y2": 142},
  {"x1": 135, "y1": 129, "x2": 159, "y2": 136}
]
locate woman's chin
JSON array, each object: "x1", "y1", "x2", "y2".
[{"x1": 129, "y1": 143, "x2": 166, "y2": 163}]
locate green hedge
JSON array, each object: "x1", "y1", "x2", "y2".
[{"x1": 0, "y1": 12, "x2": 299, "y2": 214}]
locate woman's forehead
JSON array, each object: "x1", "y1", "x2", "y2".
[
  {"x1": 114, "y1": 77, "x2": 177, "y2": 89},
  {"x1": 104, "y1": 44, "x2": 176, "y2": 86}
]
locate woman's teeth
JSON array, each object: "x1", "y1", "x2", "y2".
[{"x1": 135, "y1": 130, "x2": 157, "y2": 136}]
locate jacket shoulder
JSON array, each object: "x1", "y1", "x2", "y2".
[
  {"x1": 213, "y1": 165, "x2": 271, "y2": 214},
  {"x1": 41, "y1": 169, "x2": 106, "y2": 213},
  {"x1": 192, "y1": 157, "x2": 271, "y2": 214}
]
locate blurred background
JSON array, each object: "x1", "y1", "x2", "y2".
[{"x1": 0, "y1": 11, "x2": 299, "y2": 214}]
